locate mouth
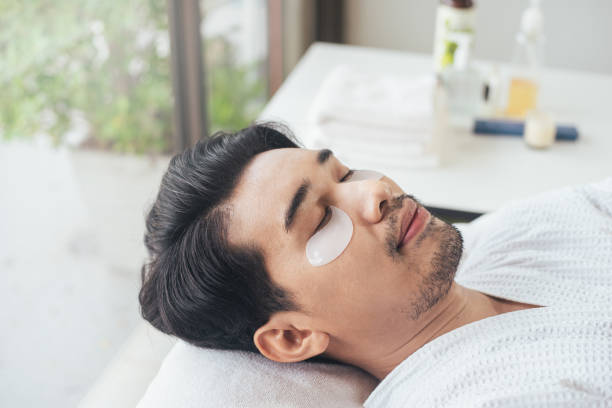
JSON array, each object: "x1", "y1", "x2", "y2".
[{"x1": 397, "y1": 202, "x2": 430, "y2": 249}]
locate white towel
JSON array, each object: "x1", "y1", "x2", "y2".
[
  {"x1": 310, "y1": 122, "x2": 439, "y2": 170},
  {"x1": 307, "y1": 65, "x2": 439, "y2": 170},
  {"x1": 308, "y1": 65, "x2": 434, "y2": 132},
  {"x1": 366, "y1": 177, "x2": 612, "y2": 407}
]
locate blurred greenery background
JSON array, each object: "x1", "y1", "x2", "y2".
[{"x1": 0, "y1": 0, "x2": 267, "y2": 154}]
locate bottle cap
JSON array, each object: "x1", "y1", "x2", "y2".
[
  {"x1": 519, "y1": 0, "x2": 544, "y2": 41},
  {"x1": 441, "y1": 0, "x2": 474, "y2": 9}
]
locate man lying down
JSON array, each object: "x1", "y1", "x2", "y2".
[{"x1": 139, "y1": 123, "x2": 612, "y2": 407}]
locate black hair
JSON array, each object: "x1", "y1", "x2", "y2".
[{"x1": 139, "y1": 123, "x2": 302, "y2": 353}]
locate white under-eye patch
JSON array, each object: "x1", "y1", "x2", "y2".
[
  {"x1": 345, "y1": 169, "x2": 384, "y2": 182},
  {"x1": 306, "y1": 206, "x2": 353, "y2": 267},
  {"x1": 305, "y1": 169, "x2": 383, "y2": 267}
]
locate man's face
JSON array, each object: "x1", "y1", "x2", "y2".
[{"x1": 227, "y1": 148, "x2": 462, "y2": 359}]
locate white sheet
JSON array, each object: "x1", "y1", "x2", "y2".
[{"x1": 136, "y1": 343, "x2": 377, "y2": 408}]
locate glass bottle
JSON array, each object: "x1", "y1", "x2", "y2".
[
  {"x1": 505, "y1": 0, "x2": 545, "y2": 118},
  {"x1": 433, "y1": 0, "x2": 476, "y2": 74}
]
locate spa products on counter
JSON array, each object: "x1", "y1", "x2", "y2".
[
  {"x1": 480, "y1": 66, "x2": 502, "y2": 117},
  {"x1": 433, "y1": 1, "x2": 483, "y2": 121},
  {"x1": 433, "y1": 0, "x2": 476, "y2": 74},
  {"x1": 505, "y1": 0, "x2": 545, "y2": 118},
  {"x1": 441, "y1": 66, "x2": 483, "y2": 119},
  {"x1": 473, "y1": 118, "x2": 578, "y2": 142},
  {"x1": 523, "y1": 110, "x2": 555, "y2": 148}
]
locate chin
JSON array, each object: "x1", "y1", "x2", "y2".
[{"x1": 408, "y1": 219, "x2": 463, "y2": 321}]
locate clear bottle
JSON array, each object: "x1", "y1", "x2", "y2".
[
  {"x1": 433, "y1": 0, "x2": 476, "y2": 74},
  {"x1": 505, "y1": 0, "x2": 545, "y2": 118},
  {"x1": 434, "y1": 0, "x2": 482, "y2": 122}
]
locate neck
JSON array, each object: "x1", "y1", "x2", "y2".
[{"x1": 352, "y1": 283, "x2": 504, "y2": 380}]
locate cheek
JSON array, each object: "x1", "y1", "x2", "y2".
[
  {"x1": 333, "y1": 231, "x2": 430, "y2": 306},
  {"x1": 281, "y1": 223, "x2": 428, "y2": 318},
  {"x1": 304, "y1": 239, "x2": 387, "y2": 312}
]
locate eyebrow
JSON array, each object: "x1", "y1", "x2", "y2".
[
  {"x1": 283, "y1": 149, "x2": 333, "y2": 233},
  {"x1": 317, "y1": 148, "x2": 333, "y2": 164}
]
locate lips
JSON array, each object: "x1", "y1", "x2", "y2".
[
  {"x1": 397, "y1": 203, "x2": 418, "y2": 249},
  {"x1": 397, "y1": 201, "x2": 430, "y2": 249}
]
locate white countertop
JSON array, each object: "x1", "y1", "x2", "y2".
[{"x1": 259, "y1": 42, "x2": 612, "y2": 213}]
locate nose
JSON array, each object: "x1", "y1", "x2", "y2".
[{"x1": 339, "y1": 178, "x2": 393, "y2": 224}]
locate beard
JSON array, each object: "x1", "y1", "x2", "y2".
[
  {"x1": 408, "y1": 218, "x2": 463, "y2": 320},
  {"x1": 382, "y1": 195, "x2": 464, "y2": 321}
]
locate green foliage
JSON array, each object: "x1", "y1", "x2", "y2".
[
  {"x1": 0, "y1": 0, "x2": 267, "y2": 154},
  {"x1": 206, "y1": 37, "x2": 267, "y2": 134}
]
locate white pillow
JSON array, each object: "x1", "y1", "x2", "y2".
[{"x1": 137, "y1": 341, "x2": 378, "y2": 408}]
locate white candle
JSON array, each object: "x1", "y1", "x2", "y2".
[{"x1": 524, "y1": 110, "x2": 555, "y2": 149}]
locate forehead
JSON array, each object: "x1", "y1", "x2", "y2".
[
  {"x1": 226, "y1": 148, "x2": 321, "y2": 249},
  {"x1": 239, "y1": 147, "x2": 311, "y2": 189}
]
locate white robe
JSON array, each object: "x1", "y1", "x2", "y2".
[{"x1": 365, "y1": 178, "x2": 612, "y2": 407}]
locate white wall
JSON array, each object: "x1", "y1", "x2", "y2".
[{"x1": 344, "y1": 0, "x2": 612, "y2": 74}]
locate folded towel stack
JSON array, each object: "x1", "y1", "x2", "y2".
[{"x1": 307, "y1": 65, "x2": 439, "y2": 170}]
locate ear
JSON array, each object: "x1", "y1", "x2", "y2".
[{"x1": 253, "y1": 313, "x2": 329, "y2": 363}]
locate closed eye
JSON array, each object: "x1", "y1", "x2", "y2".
[
  {"x1": 313, "y1": 169, "x2": 353, "y2": 235},
  {"x1": 340, "y1": 169, "x2": 354, "y2": 182},
  {"x1": 314, "y1": 206, "x2": 331, "y2": 234}
]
